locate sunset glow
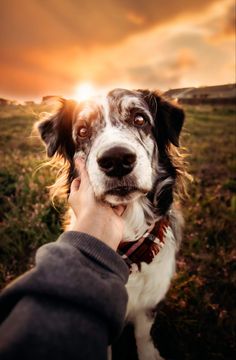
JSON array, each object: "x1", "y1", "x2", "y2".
[
  {"x1": 73, "y1": 83, "x2": 96, "y2": 102},
  {"x1": 0, "y1": 0, "x2": 235, "y2": 100}
]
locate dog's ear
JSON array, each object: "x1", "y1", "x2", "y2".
[
  {"x1": 37, "y1": 99, "x2": 76, "y2": 159},
  {"x1": 139, "y1": 90, "x2": 184, "y2": 148}
]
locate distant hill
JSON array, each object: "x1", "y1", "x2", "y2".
[
  {"x1": 0, "y1": 98, "x2": 19, "y2": 106},
  {"x1": 164, "y1": 84, "x2": 236, "y2": 105},
  {"x1": 1, "y1": 84, "x2": 235, "y2": 106}
]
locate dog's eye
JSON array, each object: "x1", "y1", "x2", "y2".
[
  {"x1": 78, "y1": 126, "x2": 89, "y2": 138},
  {"x1": 133, "y1": 114, "x2": 146, "y2": 127}
]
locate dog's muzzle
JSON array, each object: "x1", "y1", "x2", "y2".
[{"x1": 97, "y1": 146, "x2": 136, "y2": 177}]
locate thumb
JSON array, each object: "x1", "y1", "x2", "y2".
[
  {"x1": 74, "y1": 157, "x2": 91, "y2": 191},
  {"x1": 75, "y1": 158, "x2": 88, "y2": 182},
  {"x1": 70, "y1": 177, "x2": 81, "y2": 193}
]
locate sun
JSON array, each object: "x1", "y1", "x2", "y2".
[{"x1": 73, "y1": 82, "x2": 95, "y2": 102}]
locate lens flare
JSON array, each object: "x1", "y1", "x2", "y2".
[{"x1": 73, "y1": 82, "x2": 95, "y2": 102}]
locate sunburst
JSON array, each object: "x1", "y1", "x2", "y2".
[{"x1": 73, "y1": 82, "x2": 95, "y2": 102}]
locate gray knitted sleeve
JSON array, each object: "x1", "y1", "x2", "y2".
[{"x1": 0, "y1": 231, "x2": 129, "y2": 360}]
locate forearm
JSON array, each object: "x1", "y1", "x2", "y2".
[{"x1": 0, "y1": 232, "x2": 129, "y2": 360}]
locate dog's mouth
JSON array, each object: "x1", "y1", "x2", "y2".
[
  {"x1": 103, "y1": 185, "x2": 146, "y2": 205},
  {"x1": 105, "y1": 186, "x2": 138, "y2": 197}
]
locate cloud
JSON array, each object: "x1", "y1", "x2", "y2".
[
  {"x1": 207, "y1": 1, "x2": 236, "y2": 42},
  {"x1": 166, "y1": 49, "x2": 197, "y2": 71},
  {"x1": 127, "y1": 66, "x2": 180, "y2": 90},
  {"x1": 124, "y1": 49, "x2": 197, "y2": 89},
  {"x1": 0, "y1": 0, "x2": 234, "y2": 98},
  {"x1": 0, "y1": 0, "x2": 220, "y2": 48}
]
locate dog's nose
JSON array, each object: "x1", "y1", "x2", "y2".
[{"x1": 97, "y1": 146, "x2": 136, "y2": 177}]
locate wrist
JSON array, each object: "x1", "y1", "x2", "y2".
[{"x1": 70, "y1": 213, "x2": 120, "y2": 251}]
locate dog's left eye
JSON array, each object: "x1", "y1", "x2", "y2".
[{"x1": 133, "y1": 114, "x2": 146, "y2": 127}]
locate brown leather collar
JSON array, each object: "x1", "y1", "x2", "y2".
[{"x1": 118, "y1": 217, "x2": 169, "y2": 273}]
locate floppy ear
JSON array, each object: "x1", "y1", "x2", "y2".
[
  {"x1": 139, "y1": 90, "x2": 185, "y2": 148},
  {"x1": 37, "y1": 99, "x2": 77, "y2": 159}
]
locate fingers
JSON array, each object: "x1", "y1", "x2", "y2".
[
  {"x1": 74, "y1": 158, "x2": 90, "y2": 186},
  {"x1": 70, "y1": 178, "x2": 81, "y2": 192},
  {"x1": 73, "y1": 157, "x2": 126, "y2": 219},
  {"x1": 75, "y1": 157, "x2": 85, "y2": 176}
]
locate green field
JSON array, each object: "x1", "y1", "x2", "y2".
[{"x1": 0, "y1": 104, "x2": 235, "y2": 359}]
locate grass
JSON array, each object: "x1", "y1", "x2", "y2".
[
  {"x1": 152, "y1": 106, "x2": 236, "y2": 360},
  {"x1": 0, "y1": 103, "x2": 235, "y2": 359},
  {"x1": 0, "y1": 104, "x2": 64, "y2": 285}
]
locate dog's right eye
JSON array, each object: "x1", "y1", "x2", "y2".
[{"x1": 77, "y1": 126, "x2": 89, "y2": 138}]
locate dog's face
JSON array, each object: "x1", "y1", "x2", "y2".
[{"x1": 38, "y1": 89, "x2": 184, "y2": 211}]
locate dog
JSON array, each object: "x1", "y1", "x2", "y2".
[{"x1": 37, "y1": 88, "x2": 189, "y2": 359}]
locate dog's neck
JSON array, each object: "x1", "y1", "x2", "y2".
[
  {"x1": 67, "y1": 196, "x2": 161, "y2": 242},
  {"x1": 122, "y1": 196, "x2": 160, "y2": 242}
]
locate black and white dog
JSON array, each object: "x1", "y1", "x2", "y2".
[{"x1": 38, "y1": 88, "x2": 188, "y2": 360}]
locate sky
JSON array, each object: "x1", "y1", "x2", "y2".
[{"x1": 0, "y1": 0, "x2": 235, "y2": 101}]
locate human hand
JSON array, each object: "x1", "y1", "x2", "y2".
[{"x1": 68, "y1": 158, "x2": 125, "y2": 251}]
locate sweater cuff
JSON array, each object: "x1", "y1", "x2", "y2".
[{"x1": 58, "y1": 231, "x2": 129, "y2": 283}]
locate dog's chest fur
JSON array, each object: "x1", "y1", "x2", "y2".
[
  {"x1": 121, "y1": 216, "x2": 177, "y2": 322},
  {"x1": 127, "y1": 234, "x2": 175, "y2": 311}
]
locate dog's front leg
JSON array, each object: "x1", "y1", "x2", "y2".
[{"x1": 134, "y1": 311, "x2": 164, "y2": 360}]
